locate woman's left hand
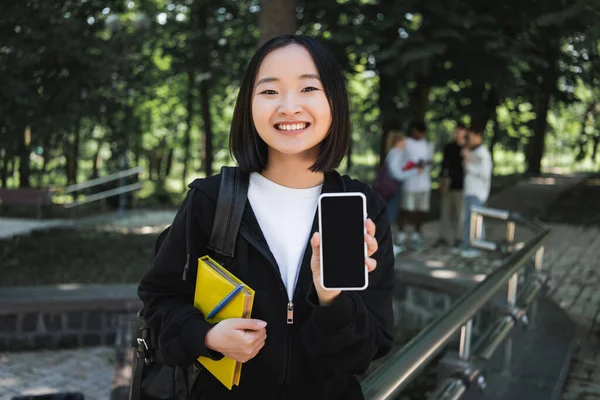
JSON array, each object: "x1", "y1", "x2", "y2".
[{"x1": 310, "y1": 218, "x2": 378, "y2": 305}]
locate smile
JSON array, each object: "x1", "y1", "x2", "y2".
[{"x1": 275, "y1": 122, "x2": 311, "y2": 131}]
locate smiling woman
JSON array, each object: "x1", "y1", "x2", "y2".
[
  {"x1": 138, "y1": 34, "x2": 395, "y2": 400},
  {"x1": 251, "y1": 44, "x2": 332, "y2": 164},
  {"x1": 229, "y1": 35, "x2": 350, "y2": 176}
]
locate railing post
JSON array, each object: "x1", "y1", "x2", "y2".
[
  {"x1": 507, "y1": 273, "x2": 518, "y2": 307},
  {"x1": 527, "y1": 246, "x2": 545, "y2": 327},
  {"x1": 504, "y1": 270, "x2": 519, "y2": 378},
  {"x1": 506, "y1": 221, "x2": 515, "y2": 243},
  {"x1": 476, "y1": 215, "x2": 484, "y2": 240},
  {"x1": 535, "y1": 246, "x2": 544, "y2": 272},
  {"x1": 469, "y1": 209, "x2": 483, "y2": 245},
  {"x1": 459, "y1": 319, "x2": 473, "y2": 360}
]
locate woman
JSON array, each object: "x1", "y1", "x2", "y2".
[{"x1": 138, "y1": 35, "x2": 394, "y2": 400}]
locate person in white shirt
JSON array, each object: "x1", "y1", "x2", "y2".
[
  {"x1": 396, "y1": 121, "x2": 432, "y2": 252},
  {"x1": 383, "y1": 132, "x2": 418, "y2": 225},
  {"x1": 460, "y1": 128, "x2": 493, "y2": 258}
]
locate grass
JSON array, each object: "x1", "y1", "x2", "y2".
[{"x1": 0, "y1": 227, "x2": 158, "y2": 287}]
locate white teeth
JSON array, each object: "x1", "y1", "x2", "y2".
[{"x1": 277, "y1": 123, "x2": 307, "y2": 131}]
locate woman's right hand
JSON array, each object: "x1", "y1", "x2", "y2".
[{"x1": 205, "y1": 318, "x2": 267, "y2": 363}]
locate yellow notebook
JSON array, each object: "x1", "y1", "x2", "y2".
[{"x1": 193, "y1": 255, "x2": 255, "y2": 390}]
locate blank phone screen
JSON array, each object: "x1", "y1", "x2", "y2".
[{"x1": 320, "y1": 195, "x2": 366, "y2": 289}]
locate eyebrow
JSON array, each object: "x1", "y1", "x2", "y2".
[{"x1": 255, "y1": 73, "x2": 321, "y2": 87}]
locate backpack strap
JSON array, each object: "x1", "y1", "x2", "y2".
[
  {"x1": 130, "y1": 167, "x2": 249, "y2": 400},
  {"x1": 207, "y1": 166, "x2": 249, "y2": 258}
]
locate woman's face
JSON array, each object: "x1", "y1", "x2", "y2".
[{"x1": 251, "y1": 44, "x2": 332, "y2": 162}]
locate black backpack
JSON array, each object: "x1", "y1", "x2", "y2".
[{"x1": 129, "y1": 166, "x2": 249, "y2": 400}]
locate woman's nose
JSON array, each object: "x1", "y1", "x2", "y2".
[{"x1": 278, "y1": 92, "x2": 302, "y2": 115}]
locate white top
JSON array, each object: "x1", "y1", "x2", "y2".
[
  {"x1": 385, "y1": 148, "x2": 417, "y2": 182},
  {"x1": 247, "y1": 172, "x2": 322, "y2": 300},
  {"x1": 402, "y1": 137, "x2": 433, "y2": 192},
  {"x1": 464, "y1": 145, "x2": 493, "y2": 203}
]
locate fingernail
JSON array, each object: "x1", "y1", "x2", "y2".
[{"x1": 258, "y1": 321, "x2": 267, "y2": 328}]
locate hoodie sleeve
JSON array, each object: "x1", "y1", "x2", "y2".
[
  {"x1": 138, "y1": 188, "x2": 223, "y2": 367},
  {"x1": 300, "y1": 193, "x2": 395, "y2": 375}
]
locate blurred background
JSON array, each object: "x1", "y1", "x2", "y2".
[
  {"x1": 1, "y1": 0, "x2": 599, "y2": 197},
  {"x1": 1, "y1": 0, "x2": 600, "y2": 399}
]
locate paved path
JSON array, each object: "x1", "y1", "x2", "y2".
[
  {"x1": 0, "y1": 210, "x2": 177, "y2": 240},
  {"x1": 0, "y1": 173, "x2": 597, "y2": 399},
  {"x1": 405, "y1": 222, "x2": 600, "y2": 399},
  {"x1": 403, "y1": 173, "x2": 600, "y2": 399},
  {"x1": 0, "y1": 347, "x2": 114, "y2": 400},
  {"x1": 0, "y1": 218, "x2": 67, "y2": 240}
]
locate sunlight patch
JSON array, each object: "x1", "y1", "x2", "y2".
[
  {"x1": 531, "y1": 177, "x2": 556, "y2": 185},
  {"x1": 431, "y1": 270, "x2": 458, "y2": 279},
  {"x1": 425, "y1": 260, "x2": 445, "y2": 268}
]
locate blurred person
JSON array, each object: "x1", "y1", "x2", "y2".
[
  {"x1": 396, "y1": 121, "x2": 433, "y2": 252},
  {"x1": 460, "y1": 127, "x2": 493, "y2": 258},
  {"x1": 433, "y1": 122, "x2": 467, "y2": 248},
  {"x1": 382, "y1": 131, "x2": 419, "y2": 227}
]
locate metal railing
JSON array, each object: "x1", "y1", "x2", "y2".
[
  {"x1": 61, "y1": 167, "x2": 144, "y2": 209},
  {"x1": 361, "y1": 206, "x2": 550, "y2": 400}
]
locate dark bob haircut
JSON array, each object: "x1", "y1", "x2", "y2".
[{"x1": 229, "y1": 34, "x2": 350, "y2": 173}]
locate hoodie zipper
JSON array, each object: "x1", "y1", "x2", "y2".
[
  {"x1": 240, "y1": 228, "x2": 294, "y2": 386},
  {"x1": 281, "y1": 242, "x2": 313, "y2": 390}
]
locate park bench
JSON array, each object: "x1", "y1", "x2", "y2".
[{"x1": 0, "y1": 188, "x2": 54, "y2": 218}]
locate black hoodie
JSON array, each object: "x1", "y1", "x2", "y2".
[{"x1": 138, "y1": 170, "x2": 395, "y2": 400}]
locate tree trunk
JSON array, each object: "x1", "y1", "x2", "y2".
[
  {"x1": 155, "y1": 149, "x2": 164, "y2": 180},
  {"x1": 469, "y1": 86, "x2": 498, "y2": 134},
  {"x1": 377, "y1": 72, "x2": 399, "y2": 167},
  {"x1": 259, "y1": 0, "x2": 297, "y2": 46},
  {"x1": 526, "y1": 91, "x2": 551, "y2": 176},
  {"x1": 592, "y1": 135, "x2": 599, "y2": 162},
  {"x1": 165, "y1": 148, "x2": 174, "y2": 178},
  {"x1": 182, "y1": 69, "x2": 195, "y2": 189},
  {"x1": 526, "y1": 39, "x2": 559, "y2": 175},
  {"x1": 70, "y1": 116, "x2": 82, "y2": 185},
  {"x1": 91, "y1": 140, "x2": 103, "y2": 179},
  {"x1": 489, "y1": 108, "x2": 500, "y2": 165},
  {"x1": 64, "y1": 134, "x2": 74, "y2": 186},
  {"x1": 19, "y1": 126, "x2": 31, "y2": 188},
  {"x1": 199, "y1": 79, "x2": 214, "y2": 177},
  {"x1": 41, "y1": 134, "x2": 50, "y2": 177},
  {"x1": 157, "y1": 137, "x2": 167, "y2": 181},
  {"x1": 409, "y1": 80, "x2": 430, "y2": 123},
  {"x1": 7, "y1": 157, "x2": 14, "y2": 182},
  {"x1": 0, "y1": 149, "x2": 7, "y2": 188},
  {"x1": 575, "y1": 104, "x2": 594, "y2": 162}
]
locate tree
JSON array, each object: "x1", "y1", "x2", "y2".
[{"x1": 259, "y1": 0, "x2": 297, "y2": 45}]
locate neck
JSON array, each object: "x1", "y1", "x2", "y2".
[{"x1": 261, "y1": 152, "x2": 325, "y2": 189}]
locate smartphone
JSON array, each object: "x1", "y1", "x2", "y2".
[{"x1": 318, "y1": 192, "x2": 368, "y2": 291}]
